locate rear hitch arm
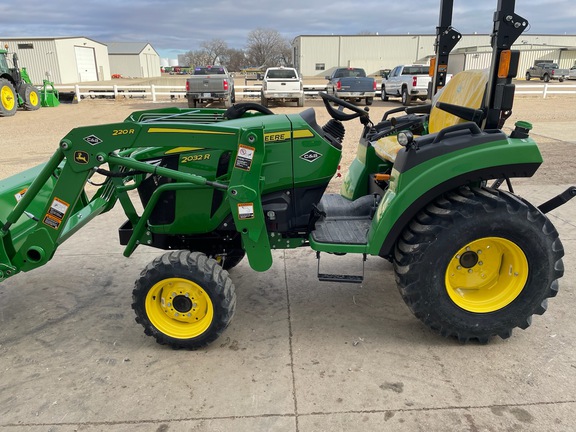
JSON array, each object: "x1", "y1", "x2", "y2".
[{"x1": 538, "y1": 186, "x2": 576, "y2": 214}]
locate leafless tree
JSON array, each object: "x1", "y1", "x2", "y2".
[
  {"x1": 224, "y1": 48, "x2": 248, "y2": 72},
  {"x1": 201, "y1": 39, "x2": 229, "y2": 65},
  {"x1": 246, "y1": 28, "x2": 292, "y2": 68},
  {"x1": 181, "y1": 50, "x2": 212, "y2": 68}
]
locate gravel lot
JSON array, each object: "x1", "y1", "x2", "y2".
[{"x1": 0, "y1": 90, "x2": 574, "y2": 191}]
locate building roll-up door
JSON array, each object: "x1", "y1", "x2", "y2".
[{"x1": 74, "y1": 46, "x2": 98, "y2": 82}]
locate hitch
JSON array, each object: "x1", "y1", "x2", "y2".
[{"x1": 538, "y1": 186, "x2": 576, "y2": 214}]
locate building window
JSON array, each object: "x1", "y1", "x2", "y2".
[
  {"x1": 315, "y1": 63, "x2": 325, "y2": 71},
  {"x1": 18, "y1": 43, "x2": 34, "y2": 49}
]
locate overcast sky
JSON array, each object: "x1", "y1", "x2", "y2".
[{"x1": 1, "y1": 1, "x2": 574, "y2": 59}]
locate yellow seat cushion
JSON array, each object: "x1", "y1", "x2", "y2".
[
  {"x1": 373, "y1": 135, "x2": 409, "y2": 163},
  {"x1": 372, "y1": 69, "x2": 489, "y2": 163},
  {"x1": 429, "y1": 69, "x2": 489, "y2": 133}
]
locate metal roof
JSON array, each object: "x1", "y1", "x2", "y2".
[{"x1": 107, "y1": 42, "x2": 158, "y2": 56}]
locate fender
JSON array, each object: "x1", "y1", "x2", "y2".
[{"x1": 364, "y1": 132, "x2": 543, "y2": 258}]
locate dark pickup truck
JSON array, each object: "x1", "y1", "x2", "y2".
[
  {"x1": 525, "y1": 63, "x2": 569, "y2": 82},
  {"x1": 325, "y1": 67, "x2": 376, "y2": 105}
]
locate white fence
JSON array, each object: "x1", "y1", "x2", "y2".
[
  {"x1": 55, "y1": 84, "x2": 330, "y2": 102},
  {"x1": 515, "y1": 83, "x2": 576, "y2": 98},
  {"x1": 54, "y1": 82, "x2": 576, "y2": 103}
]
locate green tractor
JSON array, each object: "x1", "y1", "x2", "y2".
[
  {"x1": 0, "y1": 0, "x2": 574, "y2": 349},
  {"x1": 0, "y1": 45, "x2": 41, "y2": 116}
]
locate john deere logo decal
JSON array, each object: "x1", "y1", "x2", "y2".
[
  {"x1": 83, "y1": 135, "x2": 103, "y2": 145},
  {"x1": 300, "y1": 150, "x2": 322, "y2": 163},
  {"x1": 74, "y1": 151, "x2": 89, "y2": 164}
]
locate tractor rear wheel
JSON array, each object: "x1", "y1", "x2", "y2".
[
  {"x1": 0, "y1": 79, "x2": 17, "y2": 117},
  {"x1": 20, "y1": 84, "x2": 41, "y2": 111},
  {"x1": 394, "y1": 186, "x2": 564, "y2": 343},
  {"x1": 132, "y1": 250, "x2": 236, "y2": 349}
]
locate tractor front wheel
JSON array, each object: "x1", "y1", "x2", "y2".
[
  {"x1": 20, "y1": 84, "x2": 41, "y2": 111},
  {"x1": 394, "y1": 186, "x2": 564, "y2": 343},
  {"x1": 132, "y1": 250, "x2": 236, "y2": 349},
  {"x1": 0, "y1": 79, "x2": 17, "y2": 117}
]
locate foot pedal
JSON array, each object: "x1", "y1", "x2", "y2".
[{"x1": 316, "y1": 252, "x2": 365, "y2": 283}]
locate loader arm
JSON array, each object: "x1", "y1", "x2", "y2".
[{"x1": 0, "y1": 117, "x2": 275, "y2": 281}]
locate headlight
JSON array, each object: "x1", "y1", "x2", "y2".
[{"x1": 397, "y1": 131, "x2": 414, "y2": 147}]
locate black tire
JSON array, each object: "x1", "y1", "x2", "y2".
[
  {"x1": 20, "y1": 84, "x2": 41, "y2": 111},
  {"x1": 0, "y1": 78, "x2": 18, "y2": 117},
  {"x1": 525, "y1": 72, "x2": 531, "y2": 81},
  {"x1": 543, "y1": 74, "x2": 550, "y2": 83},
  {"x1": 394, "y1": 186, "x2": 564, "y2": 343},
  {"x1": 231, "y1": 89, "x2": 236, "y2": 103},
  {"x1": 132, "y1": 250, "x2": 236, "y2": 349},
  {"x1": 401, "y1": 87, "x2": 412, "y2": 106},
  {"x1": 187, "y1": 98, "x2": 197, "y2": 108},
  {"x1": 380, "y1": 85, "x2": 388, "y2": 101},
  {"x1": 260, "y1": 92, "x2": 268, "y2": 107},
  {"x1": 366, "y1": 97, "x2": 373, "y2": 106}
]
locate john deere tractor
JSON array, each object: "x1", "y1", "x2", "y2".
[
  {"x1": 0, "y1": 46, "x2": 41, "y2": 117},
  {"x1": 0, "y1": 0, "x2": 574, "y2": 349}
]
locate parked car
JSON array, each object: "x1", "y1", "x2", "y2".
[
  {"x1": 525, "y1": 63, "x2": 569, "y2": 82},
  {"x1": 325, "y1": 67, "x2": 376, "y2": 105},
  {"x1": 185, "y1": 65, "x2": 235, "y2": 108},
  {"x1": 381, "y1": 64, "x2": 433, "y2": 106},
  {"x1": 568, "y1": 66, "x2": 576, "y2": 80},
  {"x1": 260, "y1": 67, "x2": 304, "y2": 107}
]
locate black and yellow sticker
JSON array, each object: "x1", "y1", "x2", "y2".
[
  {"x1": 264, "y1": 130, "x2": 314, "y2": 143},
  {"x1": 74, "y1": 151, "x2": 90, "y2": 164},
  {"x1": 264, "y1": 131, "x2": 290, "y2": 143}
]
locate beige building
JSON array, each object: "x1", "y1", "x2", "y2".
[
  {"x1": 0, "y1": 36, "x2": 110, "y2": 84},
  {"x1": 107, "y1": 42, "x2": 160, "y2": 78},
  {"x1": 292, "y1": 34, "x2": 576, "y2": 77}
]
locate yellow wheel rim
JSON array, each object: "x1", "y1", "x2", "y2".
[
  {"x1": 30, "y1": 90, "x2": 39, "y2": 107},
  {"x1": 1, "y1": 85, "x2": 15, "y2": 110},
  {"x1": 445, "y1": 237, "x2": 528, "y2": 313},
  {"x1": 145, "y1": 277, "x2": 214, "y2": 339}
]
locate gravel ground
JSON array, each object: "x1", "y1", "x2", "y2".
[{"x1": 0, "y1": 93, "x2": 574, "y2": 191}]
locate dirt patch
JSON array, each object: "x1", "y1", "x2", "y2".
[{"x1": 0, "y1": 95, "x2": 574, "y2": 189}]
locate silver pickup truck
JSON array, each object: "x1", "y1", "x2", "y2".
[{"x1": 185, "y1": 66, "x2": 235, "y2": 108}]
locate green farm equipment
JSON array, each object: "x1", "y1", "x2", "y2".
[
  {"x1": 0, "y1": 0, "x2": 574, "y2": 349},
  {"x1": 0, "y1": 46, "x2": 42, "y2": 116}
]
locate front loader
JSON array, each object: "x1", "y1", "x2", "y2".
[{"x1": 0, "y1": 0, "x2": 574, "y2": 349}]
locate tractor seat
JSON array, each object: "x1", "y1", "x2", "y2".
[{"x1": 372, "y1": 69, "x2": 489, "y2": 163}]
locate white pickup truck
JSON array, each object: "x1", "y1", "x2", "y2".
[
  {"x1": 260, "y1": 67, "x2": 304, "y2": 107},
  {"x1": 380, "y1": 65, "x2": 431, "y2": 106}
]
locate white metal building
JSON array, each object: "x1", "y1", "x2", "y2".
[
  {"x1": 107, "y1": 42, "x2": 161, "y2": 78},
  {"x1": 0, "y1": 37, "x2": 110, "y2": 84},
  {"x1": 292, "y1": 34, "x2": 576, "y2": 77}
]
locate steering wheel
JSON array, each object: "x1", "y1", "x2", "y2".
[
  {"x1": 320, "y1": 92, "x2": 369, "y2": 122},
  {"x1": 223, "y1": 102, "x2": 274, "y2": 119}
]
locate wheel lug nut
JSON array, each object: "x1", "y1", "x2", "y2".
[
  {"x1": 457, "y1": 266, "x2": 462, "y2": 270},
  {"x1": 468, "y1": 269, "x2": 473, "y2": 273},
  {"x1": 478, "y1": 261, "x2": 483, "y2": 266}
]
